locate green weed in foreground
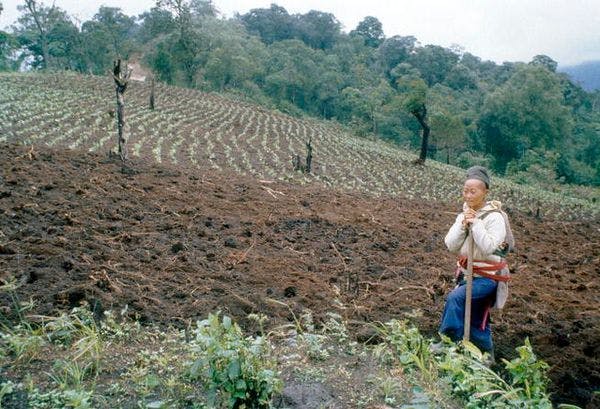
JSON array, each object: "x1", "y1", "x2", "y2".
[
  {"x1": 187, "y1": 313, "x2": 283, "y2": 409},
  {"x1": 25, "y1": 387, "x2": 94, "y2": 409},
  {"x1": 378, "y1": 319, "x2": 567, "y2": 409},
  {"x1": 0, "y1": 277, "x2": 45, "y2": 366},
  {"x1": 0, "y1": 326, "x2": 45, "y2": 365},
  {"x1": 0, "y1": 306, "x2": 580, "y2": 409}
]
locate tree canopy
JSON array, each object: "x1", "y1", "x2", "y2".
[
  {"x1": 3, "y1": 1, "x2": 599, "y2": 186},
  {"x1": 350, "y1": 16, "x2": 384, "y2": 48}
]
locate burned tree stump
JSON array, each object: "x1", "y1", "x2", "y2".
[
  {"x1": 112, "y1": 59, "x2": 131, "y2": 162},
  {"x1": 411, "y1": 104, "x2": 430, "y2": 165},
  {"x1": 292, "y1": 154, "x2": 305, "y2": 173},
  {"x1": 292, "y1": 137, "x2": 313, "y2": 174},
  {"x1": 149, "y1": 75, "x2": 155, "y2": 110},
  {"x1": 305, "y1": 136, "x2": 313, "y2": 174}
]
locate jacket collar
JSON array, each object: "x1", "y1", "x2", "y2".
[{"x1": 462, "y1": 200, "x2": 502, "y2": 215}]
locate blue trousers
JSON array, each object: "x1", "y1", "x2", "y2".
[{"x1": 439, "y1": 277, "x2": 497, "y2": 352}]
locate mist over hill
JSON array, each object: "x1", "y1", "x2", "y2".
[{"x1": 560, "y1": 60, "x2": 600, "y2": 91}]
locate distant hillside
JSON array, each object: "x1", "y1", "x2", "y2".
[{"x1": 560, "y1": 60, "x2": 600, "y2": 91}]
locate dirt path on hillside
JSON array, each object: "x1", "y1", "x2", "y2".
[{"x1": 1, "y1": 144, "x2": 598, "y2": 407}]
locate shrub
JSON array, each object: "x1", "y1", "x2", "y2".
[
  {"x1": 503, "y1": 338, "x2": 552, "y2": 406},
  {"x1": 379, "y1": 320, "x2": 556, "y2": 408},
  {"x1": 187, "y1": 313, "x2": 282, "y2": 408}
]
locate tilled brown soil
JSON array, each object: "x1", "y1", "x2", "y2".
[{"x1": 1, "y1": 144, "x2": 598, "y2": 407}]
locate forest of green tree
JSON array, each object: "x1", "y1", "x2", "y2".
[{"x1": 1, "y1": 0, "x2": 599, "y2": 186}]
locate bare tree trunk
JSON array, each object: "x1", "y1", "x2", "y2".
[
  {"x1": 25, "y1": 0, "x2": 51, "y2": 69},
  {"x1": 292, "y1": 154, "x2": 303, "y2": 172},
  {"x1": 40, "y1": 34, "x2": 49, "y2": 69},
  {"x1": 305, "y1": 136, "x2": 313, "y2": 174},
  {"x1": 149, "y1": 75, "x2": 155, "y2": 110},
  {"x1": 292, "y1": 137, "x2": 313, "y2": 174},
  {"x1": 370, "y1": 108, "x2": 377, "y2": 135},
  {"x1": 112, "y1": 59, "x2": 131, "y2": 162},
  {"x1": 116, "y1": 91, "x2": 125, "y2": 159},
  {"x1": 412, "y1": 104, "x2": 430, "y2": 164},
  {"x1": 419, "y1": 122, "x2": 430, "y2": 163}
]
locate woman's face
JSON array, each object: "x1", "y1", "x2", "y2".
[{"x1": 463, "y1": 179, "x2": 488, "y2": 210}]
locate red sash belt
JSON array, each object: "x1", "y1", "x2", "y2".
[{"x1": 457, "y1": 256, "x2": 510, "y2": 282}]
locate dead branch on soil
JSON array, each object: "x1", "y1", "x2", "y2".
[
  {"x1": 118, "y1": 269, "x2": 161, "y2": 285},
  {"x1": 200, "y1": 175, "x2": 215, "y2": 185},
  {"x1": 87, "y1": 177, "x2": 109, "y2": 195},
  {"x1": 226, "y1": 240, "x2": 256, "y2": 266},
  {"x1": 89, "y1": 269, "x2": 123, "y2": 294},
  {"x1": 262, "y1": 186, "x2": 286, "y2": 199},
  {"x1": 221, "y1": 288, "x2": 256, "y2": 311},
  {"x1": 331, "y1": 242, "x2": 359, "y2": 294},
  {"x1": 190, "y1": 285, "x2": 211, "y2": 296},
  {"x1": 128, "y1": 185, "x2": 146, "y2": 195},
  {"x1": 330, "y1": 242, "x2": 347, "y2": 270},
  {"x1": 95, "y1": 231, "x2": 160, "y2": 245},
  {"x1": 263, "y1": 211, "x2": 275, "y2": 226},
  {"x1": 382, "y1": 285, "x2": 435, "y2": 298},
  {"x1": 284, "y1": 246, "x2": 309, "y2": 255},
  {"x1": 141, "y1": 294, "x2": 164, "y2": 306},
  {"x1": 21, "y1": 145, "x2": 37, "y2": 160}
]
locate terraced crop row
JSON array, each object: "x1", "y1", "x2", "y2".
[{"x1": 0, "y1": 72, "x2": 598, "y2": 221}]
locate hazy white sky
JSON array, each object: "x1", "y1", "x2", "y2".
[{"x1": 1, "y1": 0, "x2": 599, "y2": 66}]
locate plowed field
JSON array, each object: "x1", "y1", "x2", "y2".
[{"x1": 1, "y1": 144, "x2": 598, "y2": 407}]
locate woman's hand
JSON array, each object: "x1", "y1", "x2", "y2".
[{"x1": 462, "y1": 207, "x2": 477, "y2": 227}]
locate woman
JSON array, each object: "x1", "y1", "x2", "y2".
[{"x1": 438, "y1": 166, "x2": 512, "y2": 356}]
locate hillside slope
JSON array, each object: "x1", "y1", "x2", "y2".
[
  {"x1": 0, "y1": 72, "x2": 598, "y2": 222},
  {"x1": 0, "y1": 143, "x2": 598, "y2": 407},
  {"x1": 560, "y1": 61, "x2": 600, "y2": 91}
]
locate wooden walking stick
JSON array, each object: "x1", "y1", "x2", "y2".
[{"x1": 463, "y1": 226, "x2": 475, "y2": 342}]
